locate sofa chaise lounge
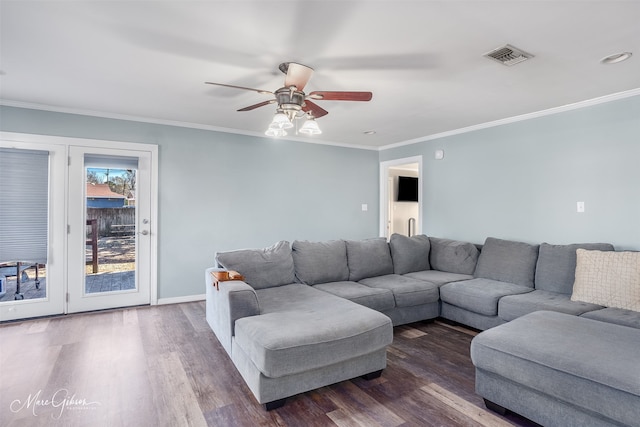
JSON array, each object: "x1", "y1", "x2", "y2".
[
  {"x1": 205, "y1": 240, "x2": 394, "y2": 410},
  {"x1": 471, "y1": 310, "x2": 640, "y2": 427}
]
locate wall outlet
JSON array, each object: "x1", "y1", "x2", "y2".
[
  {"x1": 361, "y1": 204, "x2": 368, "y2": 212},
  {"x1": 577, "y1": 201, "x2": 585, "y2": 213}
]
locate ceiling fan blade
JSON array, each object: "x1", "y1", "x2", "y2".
[
  {"x1": 205, "y1": 82, "x2": 273, "y2": 95},
  {"x1": 308, "y1": 91, "x2": 373, "y2": 101},
  {"x1": 302, "y1": 100, "x2": 329, "y2": 118},
  {"x1": 237, "y1": 100, "x2": 276, "y2": 112},
  {"x1": 282, "y1": 62, "x2": 314, "y2": 91}
]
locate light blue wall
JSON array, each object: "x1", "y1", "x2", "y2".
[
  {"x1": 0, "y1": 106, "x2": 380, "y2": 298},
  {"x1": 380, "y1": 95, "x2": 640, "y2": 250},
  {"x1": 3, "y1": 94, "x2": 638, "y2": 300}
]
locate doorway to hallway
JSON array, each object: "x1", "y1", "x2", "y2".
[{"x1": 379, "y1": 156, "x2": 423, "y2": 239}]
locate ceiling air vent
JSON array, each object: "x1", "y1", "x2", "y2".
[{"x1": 483, "y1": 44, "x2": 534, "y2": 66}]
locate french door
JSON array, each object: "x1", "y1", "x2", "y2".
[
  {"x1": 1, "y1": 133, "x2": 157, "y2": 321},
  {"x1": 0, "y1": 139, "x2": 66, "y2": 321},
  {"x1": 67, "y1": 146, "x2": 154, "y2": 313}
]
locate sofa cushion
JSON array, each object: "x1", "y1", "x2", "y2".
[
  {"x1": 291, "y1": 240, "x2": 349, "y2": 285},
  {"x1": 312, "y1": 281, "x2": 395, "y2": 312},
  {"x1": 571, "y1": 249, "x2": 640, "y2": 312},
  {"x1": 345, "y1": 238, "x2": 394, "y2": 281},
  {"x1": 498, "y1": 290, "x2": 603, "y2": 322},
  {"x1": 389, "y1": 233, "x2": 431, "y2": 274},
  {"x1": 236, "y1": 284, "x2": 393, "y2": 378},
  {"x1": 535, "y1": 242, "x2": 614, "y2": 294},
  {"x1": 473, "y1": 237, "x2": 539, "y2": 288},
  {"x1": 429, "y1": 237, "x2": 479, "y2": 275},
  {"x1": 581, "y1": 307, "x2": 640, "y2": 329},
  {"x1": 215, "y1": 240, "x2": 295, "y2": 289},
  {"x1": 404, "y1": 270, "x2": 473, "y2": 286},
  {"x1": 359, "y1": 274, "x2": 439, "y2": 308},
  {"x1": 440, "y1": 278, "x2": 533, "y2": 316}
]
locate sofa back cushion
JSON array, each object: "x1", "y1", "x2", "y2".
[
  {"x1": 346, "y1": 238, "x2": 394, "y2": 281},
  {"x1": 571, "y1": 249, "x2": 640, "y2": 312},
  {"x1": 474, "y1": 237, "x2": 539, "y2": 287},
  {"x1": 429, "y1": 237, "x2": 479, "y2": 275},
  {"x1": 535, "y1": 242, "x2": 615, "y2": 294},
  {"x1": 215, "y1": 240, "x2": 296, "y2": 289},
  {"x1": 292, "y1": 240, "x2": 350, "y2": 285},
  {"x1": 389, "y1": 233, "x2": 431, "y2": 274}
]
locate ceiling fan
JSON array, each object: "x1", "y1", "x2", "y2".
[{"x1": 205, "y1": 62, "x2": 373, "y2": 136}]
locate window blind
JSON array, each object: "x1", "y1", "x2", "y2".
[
  {"x1": 84, "y1": 154, "x2": 138, "y2": 169},
  {"x1": 0, "y1": 148, "x2": 49, "y2": 264}
]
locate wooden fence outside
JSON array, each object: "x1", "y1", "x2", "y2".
[{"x1": 86, "y1": 207, "x2": 135, "y2": 237}]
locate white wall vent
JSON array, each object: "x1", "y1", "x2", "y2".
[{"x1": 483, "y1": 44, "x2": 534, "y2": 66}]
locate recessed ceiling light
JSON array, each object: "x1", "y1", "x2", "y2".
[
  {"x1": 364, "y1": 130, "x2": 376, "y2": 135},
  {"x1": 600, "y1": 52, "x2": 632, "y2": 64}
]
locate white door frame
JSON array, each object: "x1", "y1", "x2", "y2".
[
  {"x1": 379, "y1": 155, "x2": 423, "y2": 238},
  {"x1": 0, "y1": 132, "x2": 158, "y2": 320},
  {"x1": 67, "y1": 145, "x2": 155, "y2": 313}
]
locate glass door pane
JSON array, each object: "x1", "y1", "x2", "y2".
[
  {"x1": 0, "y1": 148, "x2": 48, "y2": 302},
  {"x1": 0, "y1": 262, "x2": 46, "y2": 301},
  {"x1": 84, "y1": 167, "x2": 137, "y2": 294}
]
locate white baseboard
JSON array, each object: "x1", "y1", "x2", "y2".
[{"x1": 157, "y1": 294, "x2": 205, "y2": 305}]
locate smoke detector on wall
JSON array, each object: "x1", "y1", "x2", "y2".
[{"x1": 484, "y1": 44, "x2": 534, "y2": 66}]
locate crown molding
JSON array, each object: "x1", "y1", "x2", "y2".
[
  {"x1": 2, "y1": 87, "x2": 638, "y2": 153},
  {"x1": 0, "y1": 99, "x2": 377, "y2": 151},
  {"x1": 379, "y1": 88, "x2": 640, "y2": 151}
]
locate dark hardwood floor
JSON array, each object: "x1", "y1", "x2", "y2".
[{"x1": 0, "y1": 302, "x2": 539, "y2": 426}]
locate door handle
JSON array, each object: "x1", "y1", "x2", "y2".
[{"x1": 138, "y1": 230, "x2": 149, "y2": 236}]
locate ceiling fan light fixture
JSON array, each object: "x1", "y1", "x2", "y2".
[
  {"x1": 299, "y1": 117, "x2": 322, "y2": 135},
  {"x1": 269, "y1": 110, "x2": 294, "y2": 129}
]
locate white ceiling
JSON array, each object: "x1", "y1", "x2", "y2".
[{"x1": 1, "y1": 1, "x2": 639, "y2": 149}]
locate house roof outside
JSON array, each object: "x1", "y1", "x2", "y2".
[{"x1": 86, "y1": 183, "x2": 126, "y2": 199}]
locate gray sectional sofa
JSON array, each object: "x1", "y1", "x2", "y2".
[{"x1": 205, "y1": 233, "x2": 640, "y2": 424}]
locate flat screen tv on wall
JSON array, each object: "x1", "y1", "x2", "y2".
[{"x1": 397, "y1": 176, "x2": 418, "y2": 202}]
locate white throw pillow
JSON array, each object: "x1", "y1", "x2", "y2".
[{"x1": 571, "y1": 249, "x2": 640, "y2": 312}]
